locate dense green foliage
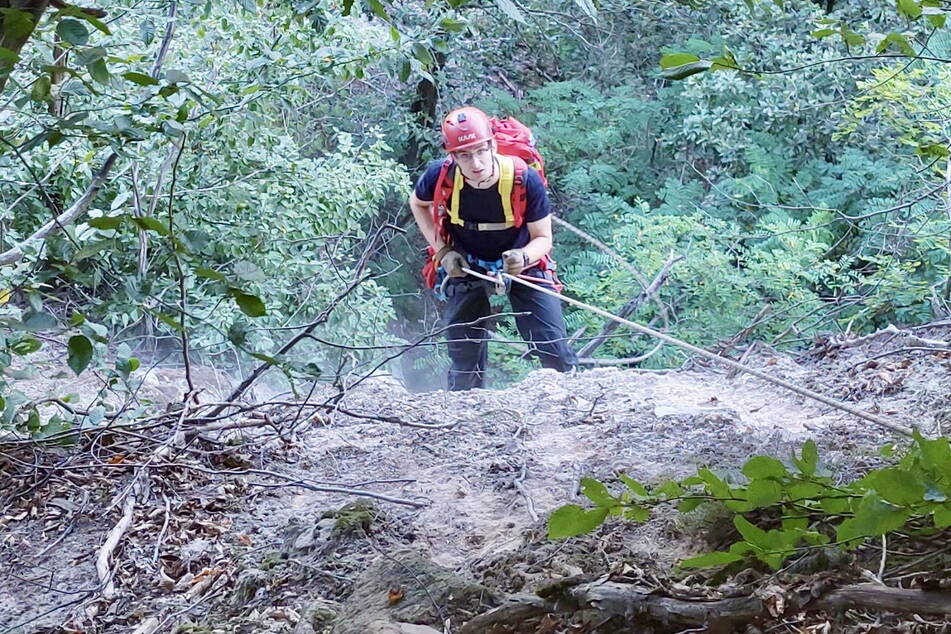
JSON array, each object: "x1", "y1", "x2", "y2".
[
  {"x1": 1, "y1": 0, "x2": 951, "y2": 432},
  {"x1": 549, "y1": 433, "x2": 951, "y2": 571}
]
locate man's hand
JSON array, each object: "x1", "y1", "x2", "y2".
[
  {"x1": 502, "y1": 249, "x2": 529, "y2": 275},
  {"x1": 436, "y1": 246, "x2": 467, "y2": 278}
]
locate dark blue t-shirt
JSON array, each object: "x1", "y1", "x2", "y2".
[{"x1": 414, "y1": 159, "x2": 550, "y2": 261}]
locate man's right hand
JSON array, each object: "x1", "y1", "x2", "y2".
[{"x1": 437, "y1": 247, "x2": 467, "y2": 278}]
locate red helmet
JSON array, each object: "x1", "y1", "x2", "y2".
[{"x1": 441, "y1": 107, "x2": 494, "y2": 152}]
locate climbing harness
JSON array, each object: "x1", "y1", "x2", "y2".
[{"x1": 459, "y1": 266, "x2": 914, "y2": 438}]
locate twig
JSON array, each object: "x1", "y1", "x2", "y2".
[
  {"x1": 165, "y1": 134, "x2": 194, "y2": 395},
  {"x1": 149, "y1": 0, "x2": 177, "y2": 78},
  {"x1": 513, "y1": 463, "x2": 538, "y2": 523},
  {"x1": 152, "y1": 490, "x2": 171, "y2": 564},
  {"x1": 96, "y1": 481, "x2": 138, "y2": 600},
  {"x1": 210, "y1": 273, "x2": 373, "y2": 416}
]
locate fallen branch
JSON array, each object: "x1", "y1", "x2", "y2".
[
  {"x1": 577, "y1": 253, "x2": 683, "y2": 358},
  {"x1": 96, "y1": 482, "x2": 138, "y2": 600},
  {"x1": 829, "y1": 323, "x2": 949, "y2": 350}
]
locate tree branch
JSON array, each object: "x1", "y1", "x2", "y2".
[{"x1": 0, "y1": 152, "x2": 117, "y2": 267}]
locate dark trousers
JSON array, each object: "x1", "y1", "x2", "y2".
[{"x1": 442, "y1": 270, "x2": 578, "y2": 391}]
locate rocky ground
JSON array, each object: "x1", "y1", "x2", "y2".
[{"x1": 2, "y1": 323, "x2": 950, "y2": 633}]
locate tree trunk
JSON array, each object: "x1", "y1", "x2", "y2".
[
  {"x1": 400, "y1": 51, "x2": 446, "y2": 172},
  {"x1": 0, "y1": 1, "x2": 51, "y2": 93}
]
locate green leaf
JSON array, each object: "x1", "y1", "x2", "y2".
[
  {"x1": 398, "y1": 59, "x2": 411, "y2": 82},
  {"x1": 580, "y1": 477, "x2": 618, "y2": 508},
  {"x1": 67, "y1": 335, "x2": 93, "y2": 375},
  {"x1": 87, "y1": 215, "x2": 125, "y2": 230},
  {"x1": 68, "y1": 312, "x2": 85, "y2": 327},
  {"x1": 624, "y1": 506, "x2": 650, "y2": 522},
  {"x1": 342, "y1": 0, "x2": 355, "y2": 15},
  {"x1": 367, "y1": 0, "x2": 388, "y2": 19},
  {"x1": 677, "y1": 497, "x2": 704, "y2": 513},
  {"x1": 862, "y1": 468, "x2": 925, "y2": 506},
  {"x1": 840, "y1": 27, "x2": 866, "y2": 48},
  {"x1": 439, "y1": 17, "x2": 466, "y2": 32},
  {"x1": 733, "y1": 516, "x2": 769, "y2": 549},
  {"x1": 876, "y1": 32, "x2": 917, "y2": 56},
  {"x1": 411, "y1": 43, "x2": 434, "y2": 66},
  {"x1": 793, "y1": 440, "x2": 819, "y2": 476},
  {"x1": 619, "y1": 473, "x2": 648, "y2": 497},
  {"x1": 30, "y1": 75, "x2": 52, "y2": 103},
  {"x1": 228, "y1": 319, "x2": 249, "y2": 346},
  {"x1": 916, "y1": 143, "x2": 950, "y2": 159},
  {"x1": 836, "y1": 494, "x2": 910, "y2": 545},
  {"x1": 56, "y1": 18, "x2": 90, "y2": 46},
  {"x1": 925, "y1": 9, "x2": 947, "y2": 28},
  {"x1": 743, "y1": 456, "x2": 788, "y2": 480},
  {"x1": 150, "y1": 310, "x2": 183, "y2": 333},
  {"x1": 788, "y1": 481, "x2": 825, "y2": 500},
  {"x1": 897, "y1": 0, "x2": 923, "y2": 19},
  {"x1": 655, "y1": 480, "x2": 684, "y2": 499},
  {"x1": 659, "y1": 53, "x2": 700, "y2": 69},
  {"x1": 933, "y1": 502, "x2": 951, "y2": 528},
  {"x1": 21, "y1": 310, "x2": 58, "y2": 331},
  {"x1": 1, "y1": 9, "x2": 36, "y2": 41},
  {"x1": 86, "y1": 59, "x2": 111, "y2": 84},
  {"x1": 58, "y1": 5, "x2": 111, "y2": 34},
  {"x1": 195, "y1": 267, "x2": 227, "y2": 282},
  {"x1": 230, "y1": 288, "x2": 267, "y2": 317},
  {"x1": 747, "y1": 479, "x2": 783, "y2": 508},
  {"x1": 660, "y1": 59, "x2": 713, "y2": 81},
  {"x1": 698, "y1": 468, "x2": 731, "y2": 499},
  {"x1": 810, "y1": 28, "x2": 836, "y2": 38},
  {"x1": 122, "y1": 71, "x2": 159, "y2": 86},
  {"x1": 0, "y1": 46, "x2": 20, "y2": 65},
  {"x1": 495, "y1": 0, "x2": 527, "y2": 24},
  {"x1": 548, "y1": 504, "x2": 609, "y2": 539},
  {"x1": 679, "y1": 550, "x2": 744, "y2": 569},
  {"x1": 10, "y1": 337, "x2": 41, "y2": 355},
  {"x1": 131, "y1": 216, "x2": 171, "y2": 236},
  {"x1": 140, "y1": 18, "x2": 156, "y2": 45}
]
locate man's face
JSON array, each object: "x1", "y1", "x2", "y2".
[{"x1": 451, "y1": 141, "x2": 494, "y2": 180}]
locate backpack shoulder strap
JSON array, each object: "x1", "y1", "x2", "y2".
[
  {"x1": 507, "y1": 155, "x2": 528, "y2": 227},
  {"x1": 497, "y1": 155, "x2": 517, "y2": 227},
  {"x1": 430, "y1": 159, "x2": 456, "y2": 238}
]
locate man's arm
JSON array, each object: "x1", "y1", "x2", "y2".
[
  {"x1": 523, "y1": 215, "x2": 553, "y2": 265},
  {"x1": 409, "y1": 191, "x2": 447, "y2": 253}
]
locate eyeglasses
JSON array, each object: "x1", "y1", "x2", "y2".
[{"x1": 452, "y1": 145, "x2": 492, "y2": 162}]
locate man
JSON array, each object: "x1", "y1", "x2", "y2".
[{"x1": 409, "y1": 106, "x2": 578, "y2": 390}]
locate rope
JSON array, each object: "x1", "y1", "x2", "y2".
[{"x1": 461, "y1": 266, "x2": 913, "y2": 438}]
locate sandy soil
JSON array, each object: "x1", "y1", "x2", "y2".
[{"x1": 1, "y1": 328, "x2": 949, "y2": 633}]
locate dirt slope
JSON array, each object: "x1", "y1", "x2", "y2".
[{"x1": 1, "y1": 330, "x2": 948, "y2": 633}]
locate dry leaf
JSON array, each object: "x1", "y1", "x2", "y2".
[
  {"x1": 387, "y1": 587, "x2": 404, "y2": 605},
  {"x1": 237, "y1": 533, "x2": 252, "y2": 546}
]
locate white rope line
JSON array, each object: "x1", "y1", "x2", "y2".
[{"x1": 461, "y1": 266, "x2": 913, "y2": 438}]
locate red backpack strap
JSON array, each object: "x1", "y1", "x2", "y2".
[
  {"x1": 430, "y1": 158, "x2": 455, "y2": 242},
  {"x1": 511, "y1": 156, "x2": 527, "y2": 227}
]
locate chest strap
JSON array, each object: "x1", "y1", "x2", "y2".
[{"x1": 447, "y1": 155, "x2": 518, "y2": 229}]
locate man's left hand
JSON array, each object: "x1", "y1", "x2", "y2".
[{"x1": 501, "y1": 249, "x2": 530, "y2": 275}]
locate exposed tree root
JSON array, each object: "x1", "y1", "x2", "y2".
[{"x1": 460, "y1": 577, "x2": 951, "y2": 633}]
